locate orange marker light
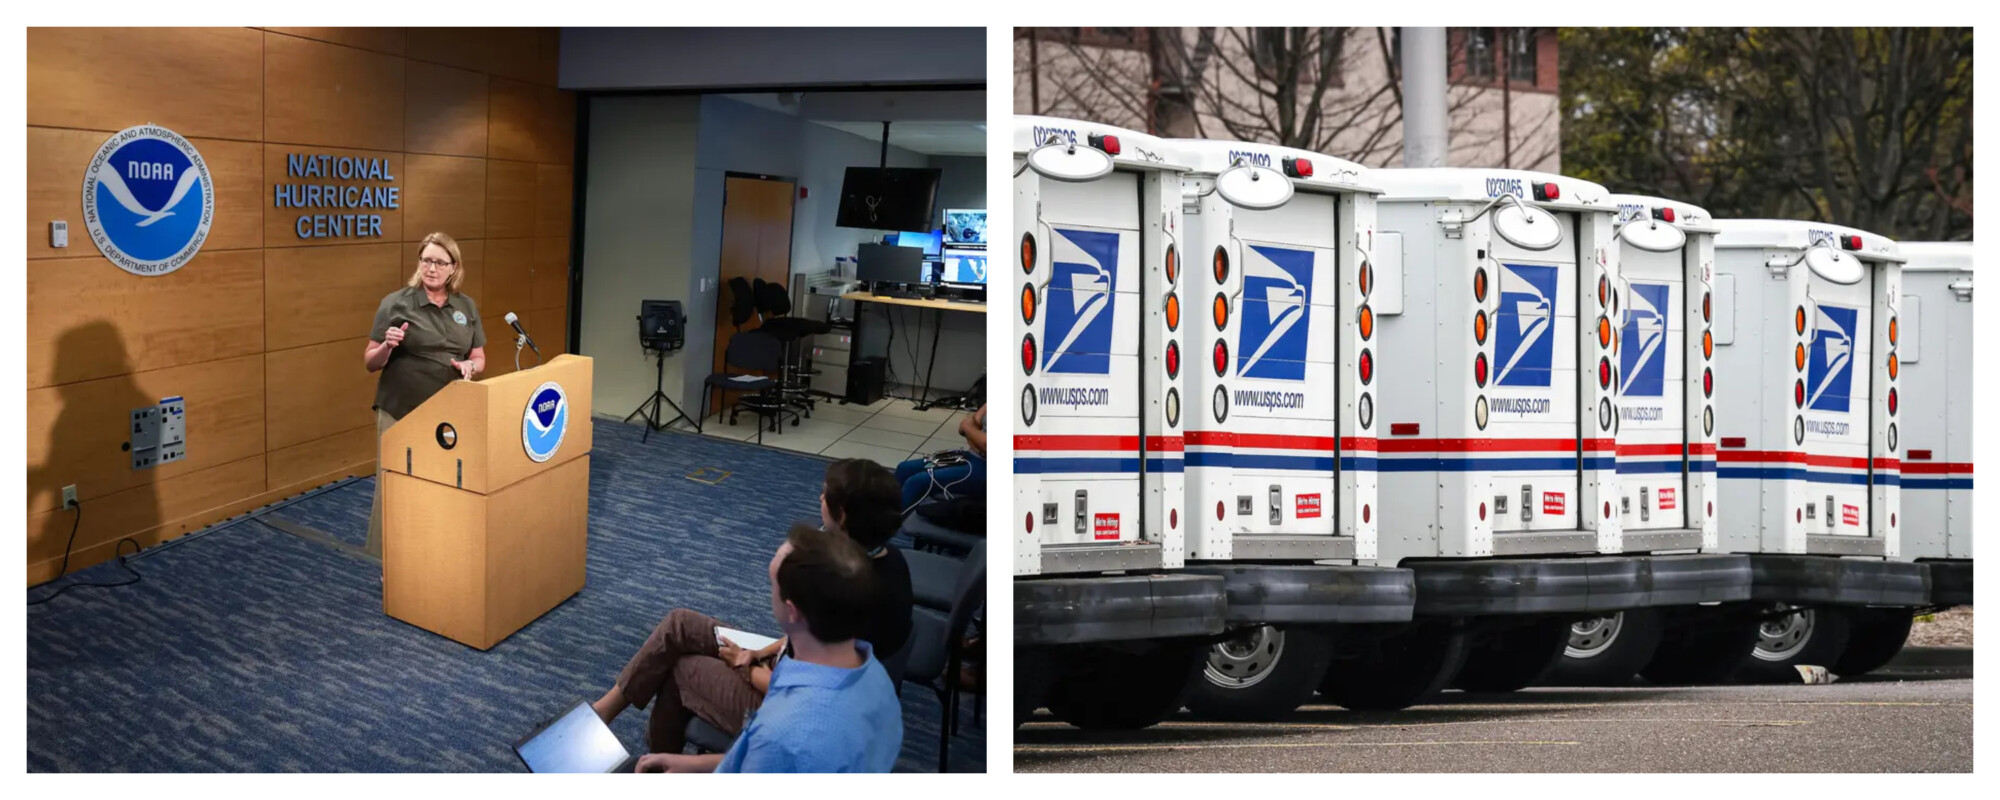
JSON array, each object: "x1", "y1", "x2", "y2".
[
  {"x1": 1165, "y1": 293, "x2": 1181, "y2": 331},
  {"x1": 1703, "y1": 330, "x2": 1714, "y2": 359},
  {"x1": 1474, "y1": 310, "x2": 1489, "y2": 344},
  {"x1": 1165, "y1": 245, "x2": 1179, "y2": 284},
  {"x1": 1213, "y1": 246, "x2": 1229, "y2": 283},
  {"x1": 1887, "y1": 357, "x2": 1899, "y2": 380},
  {"x1": 1358, "y1": 305, "x2": 1374, "y2": 340},
  {"x1": 1021, "y1": 285, "x2": 1037, "y2": 323},
  {"x1": 1212, "y1": 293, "x2": 1229, "y2": 330},
  {"x1": 1795, "y1": 307, "x2": 1807, "y2": 335},
  {"x1": 1597, "y1": 316, "x2": 1612, "y2": 348},
  {"x1": 1473, "y1": 268, "x2": 1488, "y2": 302},
  {"x1": 1795, "y1": 344, "x2": 1807, "y2": 371},
  {"x1": 1021, "y1": 233, "x2": 1036, "y2": 275},
  {"x1": 1889, "y1": 316, "x2": 1899, "y2": 346}
]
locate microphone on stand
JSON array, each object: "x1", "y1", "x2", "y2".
[{"x1": 504, "y1": 311, "x2": 540, "y2": 354}]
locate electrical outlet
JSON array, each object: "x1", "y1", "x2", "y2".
[{"x1": 62, "y1": 485, "x2": 77, "y2": 508}]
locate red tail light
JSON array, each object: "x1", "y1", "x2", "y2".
[
  {"x1": 1165, "y1": 341, "x2": 1181, "y2": 379},
  {"x1": 1283, "y1": 157, "x2": 1313, "y2": 178},
  {"x1": 1474, "y1": 353, "x2": 1489, "y2": 387},
  {"x1": 1887, "y1": 388, "x2": 1899, "y2": 415},
  {"x1": 1358, "y1": 349, "x2": 1374, "y2": 385},
  {"x1": 1794, "y1": 379, "x2": 1806, "y2": 407},
  {"x1": 1532, "y1": 182, "x2": 1560, "y2": 201},
  {"x1": 1703, "y1": 367, "x2": 1713, "y2": 397},
  {"x1": 1599, "y1": 357, "x2": 1612, "y2": 388},
  {"x1": 1213, "y1": 340, "x2": 1229, "y2": 376},
  {"x1": 1022, "y1": 335, "x2": 1037, "y2": 375},
  {"x1": 1840, "y1": 234, "x2": 1862, "y2": 251},
  {"x1": 1654, "y1": 207, "x2": 1676, "y2": 222},
  {"x1": 1089, "y1": 134, "x2": 1121, "y2": 155}
]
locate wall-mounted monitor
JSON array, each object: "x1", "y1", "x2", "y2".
[
  {"x1": 942, "y1": 208, "x2": 986, "y2": 245},
  {"x1": 836, "y1": 167, "x2": 942, "y2": 233}
]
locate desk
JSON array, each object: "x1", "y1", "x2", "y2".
[{"x1": 841, "y1": 291, "x2": 985, "y2": 410}]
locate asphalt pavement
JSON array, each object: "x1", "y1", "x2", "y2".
[{"x1": 1015, "y1": 647, "x2": 1972, "y2": 772}]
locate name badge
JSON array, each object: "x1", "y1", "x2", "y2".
[{"x1": 452, "y1": 310, "x2": 467, "y2": 325}]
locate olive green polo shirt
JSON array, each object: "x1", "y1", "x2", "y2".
[{"x1": 370, "y1": 286, "x2": 486, "y2": 419}]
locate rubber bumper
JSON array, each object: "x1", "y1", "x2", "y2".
[
  {"x1": 1746, "y1": 554, "x2": 1932, "y2": 607},
  {"x1": 1179, "y1": 564, "x2": 1415, "y2": 624},
  {"x1": 1016, "y1": 573, "x2": 1228, "y2": 646},
  {"x1": 1922, "y1": 560, "x2": 1973, "y2": 607},
  {"x1": 1410, "y1": 554, "x2": 1751, "y2": 616}
]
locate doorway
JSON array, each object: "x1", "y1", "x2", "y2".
[{"x1": 711, "y1": 174, "x2": 797, "y2": 415}]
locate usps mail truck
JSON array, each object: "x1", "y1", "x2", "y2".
[
  {"x1": 1168, "y1": 139, "x2": 1415, "y2": 721},
  {"x1": 1896, "y1": 241, "x2": 1973, "y2": 611},
  {"x1": 1709, "y1": 220, "x2": 1929, "y2": 682},
  {"x1": 1013, "y1": 116, "x2": 1226, "y2": 730},
  {"x1": 1365, "y1": 170, "x2": 1747, "y2": 706},
  {"x1": 1545, "y1": 195, "x2": 1725, "y2": 685}
]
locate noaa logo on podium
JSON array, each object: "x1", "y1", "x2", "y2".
[
  {"x1": 523, "y1": 381, "x2": 569, "y2": 462},
  {"x1": 82, "y1": 125, "x2": 215, "y2": 276}
]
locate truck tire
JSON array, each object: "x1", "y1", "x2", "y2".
[
  {"x1": 1187, "y1": 625, "x2": 1334, "y2": 721},
  {"x1": 1737, "y1": 603, "x2": 1852, "y2": 683},
  {"x1": 1044, "y1": 641, "x2": 1204, "y2": 730},
  {"x1": 1546, "y1": 609, "x2": 1666, "y2": 686},
  {"x1": 1453, "y1": 618, "x2": 1571, "y2": 693},
  {"x1": 1638, "y1": 606, "x2": 1758, "y2": 685},
  {"x1": 1833, "y1": 607, "x2": 1914, "y2": 677},
  {"x1": 1319, "y1": 622, "x2": 1468, "y2": 711},
  {"x1": 1015, "y1": 647, "x2": 1054, "y2": 729}
]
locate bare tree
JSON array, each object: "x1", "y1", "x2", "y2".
[{"x1": 1016, "y1": 27, "x2": 1561, "y2": 171}]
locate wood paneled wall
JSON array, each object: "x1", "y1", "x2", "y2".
[{"x1": 24, "y1": 28, "x2": 576, "y2": 584}]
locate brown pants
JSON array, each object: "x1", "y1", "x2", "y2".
[
  {"x1": 366, "y1": 408, "x2": 396, "y2": 560},
  {"x1": 614, "y1": 608, "x2": 766, "y2": 754}
]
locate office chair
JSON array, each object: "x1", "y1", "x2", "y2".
[
  {"x1": 700, "y1": 329, "x2": 800, "y2": 444},
  {"x1": 753, "y1": 279, "x2": 832, "y2": 417},
  {"x1": 901, "y1": 504, "x2": 983, "y2": 557},
  {"x1": 726, "y1": 277, "x2": 757, "y2": 331},
  {"x1": 900, "y1": 540, "x2": 985, "y2": 773}
]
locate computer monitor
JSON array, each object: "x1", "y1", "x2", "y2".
[
  {"x1": 940, "y1": 247, "x2": 987, "y2": 286},
  {"x1": 856, "y1": 243, "x2": 926, "y2": 284},
  {"x1": 894, "y1": 229, "x2": 944, "y2": 257},
  {"x1": 942, "y1": 209, "x2": 987, "y2": 245}
]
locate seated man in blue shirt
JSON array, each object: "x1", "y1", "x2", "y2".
[{"x1": 636, "y1": 524, "x2": 904, "y2": 773}]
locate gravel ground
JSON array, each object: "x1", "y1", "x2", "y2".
[
  {"x1": 1907, "y1": 606, "x2": 1972, "y2": 647},
  {"x1": 1017, "y1": 650, "x2": 1972, "y2": 772}
]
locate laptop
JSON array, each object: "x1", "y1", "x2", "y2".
[{"x1": 514, "y1": 701, "x2": 641, "y2": 773}]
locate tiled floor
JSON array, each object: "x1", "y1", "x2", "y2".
[{"x1": 671, "y1": 396, "x2": 975, "y2": 469}]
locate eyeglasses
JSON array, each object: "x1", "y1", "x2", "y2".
[{"x1": 420, "y1": 257, "x2": 454, "y2": 269}]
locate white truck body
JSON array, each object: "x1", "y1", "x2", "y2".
[
  {"x1": 1172, "y1": 139, "x2": 1380, "y2": 563},
  {"x1": 1893, "y1": 242, "x2": 1974, "y2": 561},
  {"x1": 1711, "y1": 220, "x2": 1904, "y2": 558}
]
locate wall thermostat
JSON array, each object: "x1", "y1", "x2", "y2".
[{"x1": 51, "y1": 220, "x2": 68, "y2": 248}]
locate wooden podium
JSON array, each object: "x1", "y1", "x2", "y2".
[{"x1": 380, "y1": 354, "x2": 594, "y2": 649}]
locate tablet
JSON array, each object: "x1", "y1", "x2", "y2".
[
  {"x1": 514, "y1": 701, "x2": 635, "y2": 773},
  {"x1": 716, "y1": 626, "x2": 780, "y2": 653}
]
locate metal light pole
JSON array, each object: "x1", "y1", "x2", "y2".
[{"x1": 1401, "y1": 27, "x2": 1448, "y2": 168}]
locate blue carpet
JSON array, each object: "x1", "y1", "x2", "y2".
[{"x1": 27, "y1": 418, "x2": 985, "y2": 773}]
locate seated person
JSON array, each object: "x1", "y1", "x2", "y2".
[
  {"x1": 591, "y1": 459, "x2": 913, "y2": 758},
  {"x1": 638, "y1": 524, "x2": 903, "y2": 772},
  {"x1": 895, "y1": 403, "x2": 986, "y2": 511}
]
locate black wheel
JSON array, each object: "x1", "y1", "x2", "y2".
[
  {"x1": 1319, "y1": 622, "x2": 1468, "y2": 711},
  {"x1": 1187, "y1": 626, "x2": 1334, "y2": 721},
  {"x1": 1453, "y1": 618, "x2": 1571, "y2": 693},
  {"x1": 1735, "y1": 603, "x2": 1852, "y2": 683},
  {"x1": 1045, "y1": 641, "x2": 1204, "y2": 730},
  {"x1": 1014, "y1": 647, "x2": 1054, "y2": 729},
  {"x1": 1639, "y1": 605, "x2": 1759, "y2": 685},
  {"x1": 729, "y1": 414, "x2": 739, "y2": 426},
  {"x1": 1546, "y1": 609, "x2": 1666, "y2": 686},
  {"x1": 1833, "y1": 607, "x2": 1914, "y2": 676}
]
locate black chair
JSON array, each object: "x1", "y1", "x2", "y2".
[
  {"x1": 904, "y1": 547, "x2": 964, "y2": 613},
  {"x1": 900, "y1": 540, "x2": 985, "y2": 773},
  {"x1": 702, "y1": 330, "x2": 800, "y2": 444},
  {"x1": 901, "y1": 501, "x2": 985, "y2": 557},
  {"x1": 726, "y1": 277, "x2": 758, "y2": 330},
  {"x1": 684, "y1": 716, "x2": 736, "y2": 755},
  {"x1": 754, "y1": 279, "x2": 832, "y2": 417}
]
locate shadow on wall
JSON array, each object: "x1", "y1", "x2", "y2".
[{"x1": 28, "y1": 321, "x2": 160, "y2": 582}]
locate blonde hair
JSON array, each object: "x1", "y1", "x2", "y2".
[{"x1": 407, "y1": 232, "x2": 465, "y2": 293}]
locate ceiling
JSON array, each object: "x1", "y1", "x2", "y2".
[
  {"x1": 811, "y1": 120, "x2": 986, "y2": 157},
  {"x1": 717, "y1": 91, "x2": 985, "y2": 157}
]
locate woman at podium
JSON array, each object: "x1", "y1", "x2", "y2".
[{"x1": 362, "y1": 232, "x2": 487, "y2": 560}]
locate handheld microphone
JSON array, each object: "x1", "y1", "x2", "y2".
[{"x1": 504, "y1": 311, "x2": 540, "y2": 354}]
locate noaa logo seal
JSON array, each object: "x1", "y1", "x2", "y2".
[
  {"x1": 522, "y1": 381, "x2": 568, "y2": 462},
  {"x1": 453, "y1": 310, "x2": 467, "y2": 325},
  {"x1": 82, "y1": 125, "x2": 215, "y2": 276}
]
